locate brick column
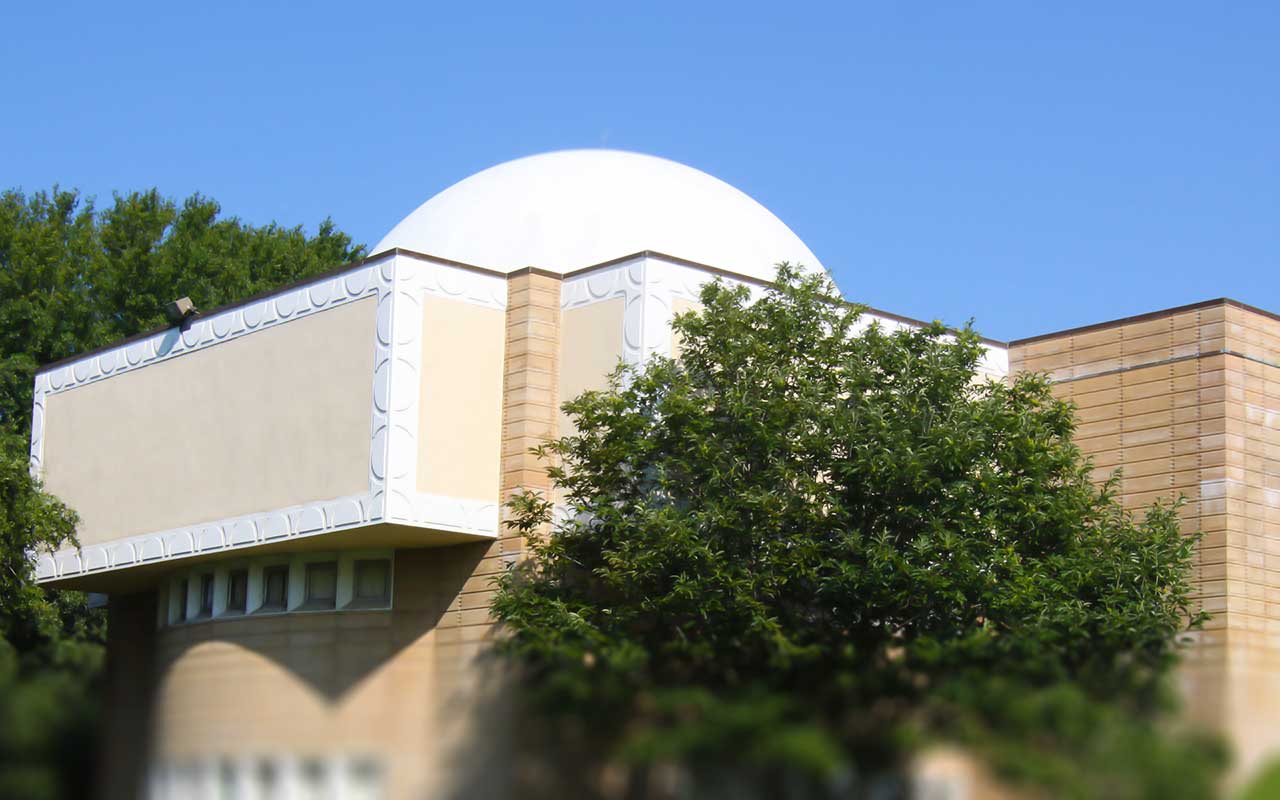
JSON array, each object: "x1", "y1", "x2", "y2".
[
  {"x1": 446, "y1": 268, "x2": 562, "y2": 653},
  {"x1": 498, "y1": 268, "x2": 563, "y2": 561}
]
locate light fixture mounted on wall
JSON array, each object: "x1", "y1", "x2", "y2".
[{"x1": 164, "y1": 297, "x2": 198, "y2": 328}]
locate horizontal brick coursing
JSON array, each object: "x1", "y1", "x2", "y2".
[{"x1": 1010, "y1": 301, "x2": 1280, "y2": 776}]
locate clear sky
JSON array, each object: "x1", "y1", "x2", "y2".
[{"x1": 2, "y1": 1, "x2": 1276, "y2": 341}]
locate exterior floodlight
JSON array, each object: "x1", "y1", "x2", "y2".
[{"x1": 164, "y1": 297, "x2": 197, "y2": 326}]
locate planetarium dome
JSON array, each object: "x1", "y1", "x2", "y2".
[{"x1": 373, "y1": 149, "x2": 824, "y2": 283}]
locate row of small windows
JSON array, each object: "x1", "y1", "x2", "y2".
[
  {"x1": 164, "y1": 552, "x2": 393, "y2": 626},
  {"x1": 149, "y1": 754, "x2": 383, "y2": 800}
]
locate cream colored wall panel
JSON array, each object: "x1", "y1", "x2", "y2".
[
  {"x1": 558, "y1": 297, "x2": 625, "y2": 434},
  {"x1": 42, "y1": 298, "x2": 378, "y2": 547},
  {"x1": 670, "y1": 297, "x2": 701, "y2": 358},
  {"x1": 417, "y1": 296, "x2": 505, "y2": 501}
]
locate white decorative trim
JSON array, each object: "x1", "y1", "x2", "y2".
[
  {"x1": 854, "y1": 312, "x2": 913, "y2": 336},
  {"x1": 408, "y1": 253, "x2": 508, "y2": 311},
  {"x1": 378, "y1": 255, "x2": 428, "y2": 522},
  {"x1": 562, "y1": 256, "x2": 647, "y2": 365},
  {"x1": 38, "y1": 266, "x2": 384, "y2": 396},
  {"x1": 562, "y1": 254, "x2": 757, "y2": 365},
  {"x1": 29, "y1": 261, "x2": 387, "y2": 480},
  {"x1": 33, "y1": 492, "x2": 378, "y2": 582},
  {"x1": 390, "y1": 493, "x2": 501, "y2": 537},
  {"x1": 642, "y1": 257, "x2": 765, "y2": 360},
  {"x1": 854, "y1": 313, "x2": 1009, "y2": 379},
  {"x1": 560, "y1": 254, "x2": 1010, "y2": 382},
  {"x1": 31, "y1": 252, "x2": 506, "y2": 584},
  {"x1": 368, "y1": 257, "x2": 398, "y2": 508},
  {"x1": 378, "y1": 254, "x2": 506, "y2": 527},
  {"x1": 977, "y1": 345, "x2": 1010, "y2": 379}
]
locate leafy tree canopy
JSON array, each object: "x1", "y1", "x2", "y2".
[
  {"x1": 495, "y1": 267, "x2": 1224, "y2": 800},
  {"x1": 0, "y1": 187, "x2": 361, "y2": 430},
  {"x1": 0, "y1": 185, "x2": 363, "y2": 799}
]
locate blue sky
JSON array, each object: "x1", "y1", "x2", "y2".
[{"x1": 2, "y1": 1, "x2": 1276, "y2": 341}]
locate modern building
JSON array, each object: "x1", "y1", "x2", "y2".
[{"x1": 27, "y1": 150, "x2": 1280, "y2": 799}]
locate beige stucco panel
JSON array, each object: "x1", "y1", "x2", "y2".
[
  {"x1": 558, "y1": 297, "x2": 625, "y2": 436},
  {"x1": 671, "y1": 297, "x2": 702, "y2": 359},
  {"x1": 41, "y1": 298, "x2": 377, "y2": 547},
  {"x1": 417, "y1": 295, "x2": 505, "y2": 501}
]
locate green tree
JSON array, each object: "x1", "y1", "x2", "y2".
[
  {"x1": 0, "y1": 188, "x2": 360, "y2": 427},
  {"x1": 494, "y1": 267, "x2": 1225, "y2": 800},
  {"x1": 0, "y1": 186, "x2": 363, "y2": 800}
]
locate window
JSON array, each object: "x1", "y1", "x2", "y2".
[
  {"x1": 302, "y1": 562, "x2": 338, "y2": 610},
  {"x1": 349, "y1": 559, "x2": 391, "y2": 608},
  {"x1": 348, "y1": 759, "x2": 385, "y2": 800},
  {"x1": 198, "y1": 574, "x2": 214, "y2": 617},
  {"x1": 158, "y1": 551, "x2": 394, "y2": 626},
  {"x1": 256, "y1": 760, "x2": 281, "y2": 800},
  {"x1": 258, "y1": 565, "x2": 289, "y2": 612},
  {"x1": 298, "y1": 759, "x2": 328, "y2": 800},
  {"x1": 173, "y1": 762, "x2": 200, "y2": 798},
  {"x1": 218, "y1": 760, "x2": 237, "y2": 800},
  {"x1": 175, "y1": 578, "x2": 189, "y2": 623},
  {"x1": 226, "y1": 569, "x2": 248, "y2": 614}
]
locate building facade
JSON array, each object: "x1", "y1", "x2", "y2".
[
  {"x1": 1009, "y1": 300, "x2": 1280, "y2": 781},
  {"x1": 28, "y1": 150, "x2": 1279, "y2": 798}
]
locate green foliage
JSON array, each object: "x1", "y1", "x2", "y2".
[
  {"x1": 1238, "y1": 758, "x2": 1280, "y2": 800},
  {"x1": 0, "y1": 187, "x2": 361, "y2": 429},
  {"x1": 494, "y1": 266, "x2": 1224, "y2": 799},
  {"x1": 0, "y1": 185, "x2": 363, "y2": 798},
  {"x1": 0, "y1": 637, "x2": 103, "y2": 800},
  {"x1": 0, "y1": 434, "x2": 84, "y2": 647}
]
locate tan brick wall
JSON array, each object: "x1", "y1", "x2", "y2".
[
  {"x1": 1226, "y1": 304, "x2": 1280, "y2": 367},
  {"x1": 98, "y1": 270, "x2": 568, "y2": 800},
  {"x1": 100, "y1": 547, "x2": 494, "y2": 800},
  {"x1": 501, "y1": 271, "x2": 563, "y2": 491},
  {"x1": 435, "y1": 268, "x2": 563, "y2": 650},
  {"x1": 1010, "y1": 300, "x2": 1280, "y2": 782},
  {"x1": 98, "y1": 282, "x2": 1276, "y2": 795}
]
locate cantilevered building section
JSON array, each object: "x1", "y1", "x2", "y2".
[{"x1": 28, "y1": 150, "x2": 1279, "y2": 799}]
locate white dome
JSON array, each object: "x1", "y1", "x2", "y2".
[{"x1": 373, "y1": 150, "x2": 823, "y2": 281}]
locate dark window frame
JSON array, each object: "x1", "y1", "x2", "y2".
[
  {"x1": 258, "y1": 565, "x2": 290, "y2": 612},
  {"x1": 197, "y1": 573, "x2": 214, "y2": 617},
  {"x1": 301, "y1": 561, "x2": 338, "y2": 610},
  {"x1": 226, "y1": 569, "x2": 249, "y2": 614},
  {"x1": 348, "y1": 558, "x2": 392, "y2": 609},
  {"x1": 175, "y1": 578, "x2": 189, "y2": 622}
]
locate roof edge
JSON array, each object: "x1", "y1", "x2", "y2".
[
  {"x1": 1008, "y1": 298, "x2": 1280, "y2": 347},
  {"x1": 35, "y1": 247, "x2": 1010, "y2": 376},
  {"x1": 33, "y1": 248, "x2": 513, "y2": 375}
]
